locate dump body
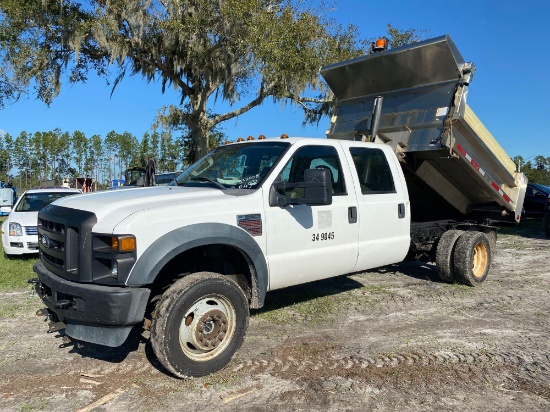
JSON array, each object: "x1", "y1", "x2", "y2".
[{"x1": 321, "y1": 35, "x2": 526, "y2": 224}]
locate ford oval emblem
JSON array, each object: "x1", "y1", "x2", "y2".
[{"x1": 41, "y1": 235, "x2": 51, "y2": 249}]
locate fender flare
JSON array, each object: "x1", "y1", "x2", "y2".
[{"x1": 126, "y1": 223, "x2": 268, "y2": 306}]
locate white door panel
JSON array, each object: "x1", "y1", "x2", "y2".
[
  {"x1": 341, "y1": 143, "x2": 411, "y2": 272},
  {"x1": 354, "y1": 194, "x2": 410, "y2": 270},
  {"x1": 264, "y1": 142, "x2": 359, "y2": 290},
  {"x1": 266, "y1": 197, "x2": 358, "y2": 290}
]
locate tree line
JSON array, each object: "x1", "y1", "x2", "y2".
[
  {"x1": 0, "y1": 129, "x2": 188, "y2": 189},
  {"x1": 513, "y1": 156, "x2": 550, "y2": 186},
  {"x1": 2, "y1": 126, "x2": 547, "y2": 191}
]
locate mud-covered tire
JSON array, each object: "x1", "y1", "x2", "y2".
[
  {"x1": 151, "y1": 272, "x2": 249, "y2": 378},
  {"x1": 435, "y1": 230, "x2": 464, "y2": 282},
  {"x1": 453, "y1": 231, "x2": 492, "y2": 286}
]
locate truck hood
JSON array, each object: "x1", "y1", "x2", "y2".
[{"x1": 53, "y1": 186, "x2": 234, "y2": 227}]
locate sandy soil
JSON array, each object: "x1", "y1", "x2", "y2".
[{"x1": 1, "y1": 220, "x2": 549, "y2": 411}]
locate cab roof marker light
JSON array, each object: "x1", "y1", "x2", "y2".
[
  {"x1": 280, "y1": 133, "x2": 289, "y2": 139},
  {"x1": 237, "y1": 137, "x2": 245, "y2": 142},
  {"x1": 247, "y1": 136, "x2": 254, "y2": 140}
]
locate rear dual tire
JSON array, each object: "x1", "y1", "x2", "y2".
[
  {"x1": 453, "y1": 231, "x2": 492, "y2": 286},
  {"x1": 435, "y1": 230, "x2": 464, "y2": 282},
  {"x1": 436, "y1": 230, "x2": 492, "y2": 286}
]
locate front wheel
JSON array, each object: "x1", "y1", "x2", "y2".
[
  {"x1": 453, "y1": 231, "x2": 492, "y2": 286},
  {"x1": 151, "y1": 272, "x2": 249, "y2": 378}
]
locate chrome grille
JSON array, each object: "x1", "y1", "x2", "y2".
[{"x1": 25, "y1": 226, "x2": 38, "y2": 235}]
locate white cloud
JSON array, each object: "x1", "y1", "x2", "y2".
[{"x1": 0, "y1": 129, "x2": 6, "y2": 137}]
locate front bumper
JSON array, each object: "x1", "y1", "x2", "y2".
[
  {"x1": 33, "y1": 261, "x2": 150, "y2": 347},
  {"x1": 2, "y1": 233, "x2": 39, "y2": 255}
]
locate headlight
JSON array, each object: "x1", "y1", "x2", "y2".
[
  {"x1": 9, "y1": 222, "x2": 23, "y2": 236},
  {"x1": 92, "y1": 234, "x2": 137, "y2": 285}
]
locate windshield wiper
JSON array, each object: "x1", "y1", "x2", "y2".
[{"x1": 190, "y1": 177, "x2": 227, "y2": 191}]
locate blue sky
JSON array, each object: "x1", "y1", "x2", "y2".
[{"x1": 1, "y1": 0, "x2": 548, "y2": 162}]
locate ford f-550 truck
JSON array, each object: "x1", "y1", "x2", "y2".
[{"x1": 32, "y1": 35, "x2": 527, "y2": 378}]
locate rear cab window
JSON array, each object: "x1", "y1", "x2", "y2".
[{"x1": 349, "y1": 147, "x2": 396, "y2": 194}]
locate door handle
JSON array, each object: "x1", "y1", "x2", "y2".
[
  {"x1": 398, "y1": 203, "x2": 406, "y2": 219},
  {"x1": 348, "y1": 206, "x2": 357, "y2": 224}
]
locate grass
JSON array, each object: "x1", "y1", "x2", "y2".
[
  {"x1": 0, "y1": 215, "x2": 39, "y2": 291},
  {"x1": 253, "y1": 292, "x2": 346, "y2": 325},
  {"x1": 253, "y1": 277, "x2": 396, "y2": 325}
]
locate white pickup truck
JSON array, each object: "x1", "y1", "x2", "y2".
[{"x1": 32, "y1": 35, "x2": 527, "y2": 378}]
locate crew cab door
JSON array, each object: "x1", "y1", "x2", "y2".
[
  {"x1": 264, "y1": 143, "x2": 359, "y2": 290},
  {"x1": 343, "y1": 144, "x2": 410, "y2": 271}
]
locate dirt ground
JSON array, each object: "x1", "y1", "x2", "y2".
[{"x1": 1, "y1": 220, "x2": 549, "y2": 411}]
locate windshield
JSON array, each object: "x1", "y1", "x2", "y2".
[
  {"x1": 176, "y1": 142, "x2": 290, "y2": 190},
  {"x1": 15, "y1": 192, "x2": 79, "y2": 212}
]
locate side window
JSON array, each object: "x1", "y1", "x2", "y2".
[
  {"x1": 349, "y1": 147, "x2": 396, "y2": 194},
  {"x1": 278, "y1": 145, "x2": 347, "y2": 196}
]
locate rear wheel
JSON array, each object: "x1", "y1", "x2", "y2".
[
  {"x1": 435, "y1": 230, "x2": 464, "y2": 282},
  {"x1": 151, "y1": 272, "x2": 249, "y2": 378},
  {"x1": 453, "y1": 232, "x2": 492, "y2": 286}
]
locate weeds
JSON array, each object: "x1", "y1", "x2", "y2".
[
  {"x1": 0, "y1": 292, "x2": 41, "y2": 318},
  {"x1": 0, "y1": 253, "x2": 37, "y2": 291}
]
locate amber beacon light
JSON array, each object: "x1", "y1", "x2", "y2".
[{"x1": 372, "y1": 38, "x2": 388, "y2": 53}]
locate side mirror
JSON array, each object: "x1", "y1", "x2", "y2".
[
  {"x1": 269, "y1": 168, "x2": 333, "y2": 207},
  {"x1": 303, "y1": 169, "x2": 333, "y2": 206}
]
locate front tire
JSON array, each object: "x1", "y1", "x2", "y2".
[
  {"x1": 453, "y1": 232, "x2": 492, "y2": 286},
  {"x1": 151, "y1": 272, "x2": 249, "y2": 378}
]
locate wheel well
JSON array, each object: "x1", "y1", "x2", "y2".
[{"x1": 147, "y1": 244, "x2": 259, "y2": 310}]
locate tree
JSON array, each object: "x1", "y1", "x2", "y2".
[
  {"x1": 87, "y1": 134, "x2": 104, "y2": 184},
  {"x1": 72, "y1": 130, "x2": 89, "y2": 176},
  {"x1": 0, "y1": 133, "x2": 11, "y2": 180},
  {"x1": 386, "y1": 23, "x2": 426, "y2": 48},
  {"x1": 534, "y1": 155, "x2": 547, "y2": 171},
  {"x1": 513, "y1": 155, "x2": 524, "y2": 172},
  {"x1": 515, "y1": 154, "x2": 550, "y2": 186},
  {"x1": 1, "y1": 133, "x2": 14, "y2": 181},
  {"x1": 0, "y1": 0, "x2": 368, "y2": 161},
  {"x1": 158, "y1": 130, "x2": 183, "y2": 172},
  {"x1": 118, "y1": 132, "x2": 139, "y2": 173},
  {"x1": 13, "y1": 131, "x2": 31, "y2": 187}
]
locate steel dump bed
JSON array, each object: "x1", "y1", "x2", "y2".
[{"x1": 321, "y1": 35, "x2": 526, "y2": 224}]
